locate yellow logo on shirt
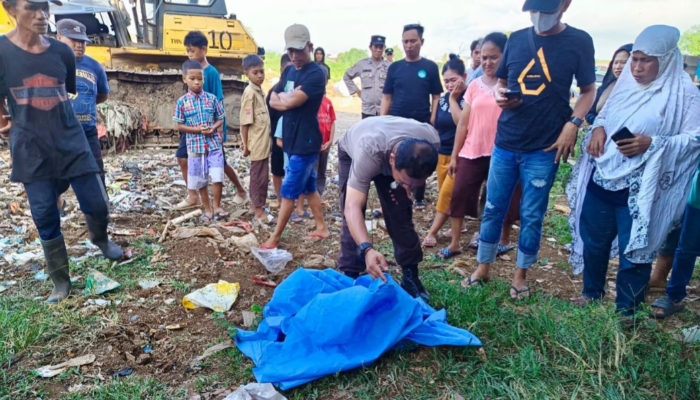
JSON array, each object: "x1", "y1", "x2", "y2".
[{"x1": 517, "y1": 48, "x2": 552, "y2": 96}]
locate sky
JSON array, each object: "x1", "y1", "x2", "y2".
[{"x1": 225, "y1": 0, "x2": 698, "y2": 61}]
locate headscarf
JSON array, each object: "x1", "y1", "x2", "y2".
[
  {"x1": 585, "y1": 44, "x2": 632, "y2": 124},
  {"x1": 567, "y1": 25, "x2": 700, "y2": 274},
  {"x1": 315, "y1": 47, "x2": 330, "y2": 78}
]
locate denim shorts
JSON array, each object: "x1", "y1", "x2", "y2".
[{"x1": 281, "y1": 153, "x2": 318, "y2": 200}]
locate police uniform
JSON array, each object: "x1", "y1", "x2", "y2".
[{"x1": 343, "y1": 35, "x2": 391, "y2": 119}]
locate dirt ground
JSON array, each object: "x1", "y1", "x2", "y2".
[{"x1": 1, "y1": 106, "x2": 699, "y2": 399}]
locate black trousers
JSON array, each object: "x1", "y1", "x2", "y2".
[
  {"x1": 361, "y1": 113, "x2": 378, "y2": 119},
  {"x1": 337, "y1": 148, "x2": 423, "y2": 274}
]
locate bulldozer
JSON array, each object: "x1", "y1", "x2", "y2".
[{"x1": 0, "y1": 0, "x2": 264, "y2": 142}]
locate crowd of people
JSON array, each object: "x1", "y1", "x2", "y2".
[{"x1": 1, "y1": 0, "x2": 700, "y2": 323}]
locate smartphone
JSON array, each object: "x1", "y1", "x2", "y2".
[
  {"x1": 504, "y1": 89, "x2": 522, "y2": 100},
  {"x1": 611, "y1": 127, "x2": 635, "y2": 143}
]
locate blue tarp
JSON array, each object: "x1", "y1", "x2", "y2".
[{"x1": 234, "y1": 268, "x2": 481, "y2": 390}]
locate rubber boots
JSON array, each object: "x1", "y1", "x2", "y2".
[
  {"x1": 84, "y1": 214, "x2": 123, "y2": 261},
  {"x1": 401, "y1": 264, "x2": 430, "y2": 301},
  {"x1": 42, "y1": 235, "x2": 71, "y2": 303}
]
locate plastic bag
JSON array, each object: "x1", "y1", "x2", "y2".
[
  {"x1": 182, "y1": 280, "x2": 240, "y2": 312},
  {"x1": 83, "y1": 270, "x2": 120, "y2": 295},
  {"x1": 223, "y1": 383, "x2": 287, "y2": 400},
  {"x1": 250, "y1": 247, "x2": 293, "y2": 274}
]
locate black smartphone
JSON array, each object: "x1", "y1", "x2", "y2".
[
  {"x1": 504, "y1": 89, "x2": 522, "y2": 100},
  {"x1": 611, "y1": 127, "x2": 635, "y2": 143}
]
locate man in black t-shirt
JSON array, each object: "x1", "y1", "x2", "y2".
[
  {"x1": 262, "y1": 24, "x2": 330, "y2": 249},
  {"x1": 468, "y1": 0, "x2": 596, "y2": 299},
  {"x1": 380, "y1": 23, "x2": 443, "y2": 208},
  {"x1": 0, "y1": 0, "x2": 123, "y2": 304}
]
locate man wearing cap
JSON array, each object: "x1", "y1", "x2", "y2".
[
  {"x1": 0, "y1": 0, "x2": 123, "y2": 304},
  {"x1": 343, "y1": 35, "x2": 391, "y2": 119},
  {"x1": 385, "y1": 48, "x2": 394, "y2": 63},
  {"x1": 55, "y1": 18, "x2": 110, "y2": 214},
  {"x1": 263, "y1": 24, "x2": 330, "y2": 249},
  {"x1": 467, "y1": 0, "x2": 596, "y2": 299}
]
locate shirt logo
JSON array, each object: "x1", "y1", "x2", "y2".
[
  {"x1": 518, "y1": 47, "x2": 552, "y2": 96},
  {"x1": 284, "y1": 81, "x2": 295, "y2": 93},
  {"x1": 10, "y1": 74, "x2": 68, "y2": 111},
  {"x1": 417, "y1": 70, "x2": 427, "y2": 79}
]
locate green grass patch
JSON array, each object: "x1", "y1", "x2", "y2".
[{"x1": 59, "y1": 378, "x2": 182, "y2": 400}]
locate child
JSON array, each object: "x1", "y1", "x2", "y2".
[
  {"x1": 174, "y1": 31, "x2": 247, "y2": 213},
  {"x1": 293, "y1": 86, "x2": 336, "y2": 221},
  {"x1": 173, "y1": 60, "x2": 226, "y2": 223},
  {"x1": 239, "y1": 55, "x2": 271, "y2": 222}
]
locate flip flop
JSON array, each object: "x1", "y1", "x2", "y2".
[
  {"x1": 510, "y1": 286, "x2": 531, "y2": 300},
  {"x1": 461, "y1": 276, "x2": 490, "y2": 288},
  {"x1": 260, "y1": 243, "x2": 278, "y2": 250},
  {"x1": 498, "y1": 243, "x2": 515, "y2": 256},
  {"x1": 306, "y1": 233, "x2": 329, "y2": 242},
  {"x1": 651, "y1": 296, "x2": 685, "y2": 319},
  {"x1": 469, "y1": 232, "x2": 480, "y2": 249},
  {"x1": 214, "y1": 211, "x2": 230, "y2": 221},
  {"x1": 302, "y1": 211, "x2": 312, "y2": 219},
  {"x1": 233, "y1": 194, "x2": 248, "y2": 205},
  {"x1": 200, "y1": 214, "x2": 212, "y2": 224},
  {"x1": 173, "y1": 200, "x2": 200, "y2": 211},
  {"x1": 290, "y1": 213, "x2": 306, "y2": 225},
  {"x1": 252, "y1": 275, "x2": 278, "y2": 288},
  {"x1": 422, "y1": 236, "x2": 437, "y2": 248},
  {"x1": 437, "y1": 248, "x2": 462, "y2": 260},
  {"x1": 371, "y1": 210, "x2": 383, "y2": 219},
  {"x1": 414, "y1": 200, "x2": 427, "y2": 210}
]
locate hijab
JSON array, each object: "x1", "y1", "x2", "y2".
[
  {"x1": 567, "y1": 25, "x2": 700, "y2": 273},
  {"x1": 315, "y1": 47, "x2": 330, "y2": 78},
  {"x1": 586, "y1": 44, "x2": 632, "y2": 124}
]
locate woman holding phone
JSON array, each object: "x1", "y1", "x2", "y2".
[{"x1": 567, "y1": 25, "x2": 700, "y2": 318}]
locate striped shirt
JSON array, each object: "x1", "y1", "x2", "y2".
[{"x1": 173, "y1": 90, "x2": 225, "y2": 154}]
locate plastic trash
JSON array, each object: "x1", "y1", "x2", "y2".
[
  {"x1": 34, "y1": 270, "x2": 49, "y2": 281},
  {"x1": 223, "y1": 383, "x2": 287, "y2": 400},
  {"x1": 83, "y1": 270, "x2": 121, "y2": 295},
  {"x1": 235, "y1": 269, "x2": 481, "y2": 390},
  {"x1": 34, "y1": 354, "x2": 96, "y2": 378},
  {"x1": 138, "y1": 279, "x2": 160, "y2": 289},
  {"x1": 250, "y1": 247, "x2": 293, "y2": 274},
  {"x1": 182, "y1": 280, "x2": 240, "y2": 312},
  {"x1": 682, "y1": 326, "x2": 700, "y2": 343},
  {"x1": 228, "y1": 233, "x2": 260, "y2": 253},
  {"x1": 0, "y1": 280, "x2": 17, "y2": 293}
]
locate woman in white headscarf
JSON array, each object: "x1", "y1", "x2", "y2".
[{"x1": 566, "y1": 25, "x2": 700, "y2": 317}]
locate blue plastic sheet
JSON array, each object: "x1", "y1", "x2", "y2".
[{"x1": 234, "y1": 268, "x2": 481, "y2": 390}]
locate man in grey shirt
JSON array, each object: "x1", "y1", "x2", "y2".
[
  {"x1": 338, "y1": 116, "x2": 439, "y2": 300},
  {"x1": 343, "y1": 35, "x2": 391, "y2": 119}
]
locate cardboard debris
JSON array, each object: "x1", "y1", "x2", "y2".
[
  {"x1": 34, "y1": 354, "x2": 96, "y2": 378},
  {"x1": 174, "y1": 226, "x2": 224, "y2": 242}
]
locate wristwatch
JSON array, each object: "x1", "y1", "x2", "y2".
[
  {"x1": 569, "y1": 116, "x2": 583, "y2": 128},
  {"x1": 357, "y1": 242, "x2": 374, "y2": 262}
]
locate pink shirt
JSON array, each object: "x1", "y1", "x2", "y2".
[{"x1": 458, "y1": 77, "x2": 502, "y2": 159}]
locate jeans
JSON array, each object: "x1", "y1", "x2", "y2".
[
  {"x1": 580, "y1": 189, "x2": 652, "y2": 316},
  {"x1": 25, "y1": 173, "x2": 109, "y2": 241},
  {"x1": 667, "y1": 204, "x2": 700, "y2": 302},
  {"x1": 337, "y1": 148, "x2": 422, "y2": 274},
  {"x1": 477, "y1": 146, "x2": 558, "y2": 268},
  {"x1": 280, "y1": 153, "x2": 319, "y2": 200}
]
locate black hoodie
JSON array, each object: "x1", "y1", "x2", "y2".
[{"x1": 315, "y1": 47, "x2": 331, "y2": 79}]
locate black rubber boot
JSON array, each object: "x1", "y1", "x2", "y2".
[
  {"x1": 344, "y1": 270, "x2": 360, "y2": 279},
  {"x1": 84, "y1": 214, "x2": 123, "y2": 261},
  {"x1": 42, "y1": 235, "x2": 71, "y2": 304},
  {"x1": 401, "y1": 264, "x2": 430, "y2": 301}
]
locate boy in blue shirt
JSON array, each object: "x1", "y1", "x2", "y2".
[
  {"x1": 174, "y1": 31, "x2": 247, "y2": 212},
  {"x1": 173, "y1": 60, "x2": 226, "y2": 222}
]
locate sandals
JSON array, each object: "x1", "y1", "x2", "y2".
[
  {"x1": 510, "y1": 286, "x2": 531, "y2": 300},
  {"x1": 437, "y1": 248, "x2": 462, "y2": 260},
  {"x1": 651, "y1": 296, "x2": 685, "y2": 319},
  {"x1": 461, "y1": 276, "x2": 489, "y2": 288},
  {"x1": 290, "y1": 213, "x2": 306, "y2": 225},
  {"x1": 174, "y1": 200, "x2": 200, "y2": 211},
  {"x1": 498, "y1": 243, "x2": 515, "y2": 256},
  {"x1": 200, "y1": 213, "x2": 213, "y2": 224},
  {"x1": 214, "y1": 210, "x2": 230, "y2": 221},
  {"x1": 414, "y1": 200, "x2": 427, "y2": 210}
]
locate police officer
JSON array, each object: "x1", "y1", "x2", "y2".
[
  {"x1": 385, "y1": 47, "x2": 394, "y2": 63},
  {"x1": 343, "y1": 35, "x2": 391, "y2": 119}
]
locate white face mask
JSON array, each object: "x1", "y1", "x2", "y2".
[{"x1": 530, "y1": 11, "x2": 561, "y2": 33}]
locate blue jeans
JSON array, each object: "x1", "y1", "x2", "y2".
[
  {"x1": 580, "y1": 189, "x2": 651, "y2": 316},
  {"x1": 280, "y1": 153, "x2": 319, "y2": 200},
  {"x1": 25, "y1": 173, "x2": 109, "y2": 241},
  {"x1": 477, "y1": 146, "x2": 558, "y2": 268},
  {"x1": 667, "y1": 204, "x2": 700, "y2": 302}
]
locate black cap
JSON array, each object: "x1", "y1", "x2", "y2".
[
  {"x1": 370, "y1": 35, "x2": 386, "y2": 46},
  {"x1": 28, "y1": 0, "x2": 63, "y2": 5},
  {"x1": 56, "y1": 19, "x2": 91, "y2": 42},
  {"x1": 522, "y1": 0, "x2": 563, "y2": 12},
  {"x1": 385, "y1": 48, "x2": 393, "y2": 55}
]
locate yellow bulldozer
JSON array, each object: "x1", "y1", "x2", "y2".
[{"x1": 0, "y1": 0, "x2": 263, "y2": 144}]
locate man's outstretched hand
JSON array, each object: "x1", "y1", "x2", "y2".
[{"x1": 364, "y1": 248, "x2": 389, "y2": 282}]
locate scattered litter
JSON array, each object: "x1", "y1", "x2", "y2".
[
  {"x1": 138, "y1": 279, "x2": 161, "y2": 289},
  {"x1": 112, "y1": 367, "x2": 134, "y2": 378},
  {"x1": 553, "y1": 205, "x2": 571, "y2": 215},
  {"x1": 220, "y1": 220, "x2": 254, "y2": 233},
  {"x1": 190, "y1": 342, "x2": 234, "y2": 368},
  {"x1": 159, "y1": 209, "x2": 203, "y2": 243},
  {"x1": 3, "y1": 250, "x2": 43, "y2": 266},
  {"x1": 164, "y1": 298, "x2": 176, "y2": 305},
  {"x1": 165, "y1": 324, "x2": 185, "y2": 330},
  {"x1": 224, "y1": 383, "x2": 287, "y2": 400},
  {"x1": 83, "y1": 270, "x2": 121, "y2": 295},
  {"x1": 499, "y1": 254, "x2": 512, "y2": 261},
  {"x1": 242, "y1": 311, "x2": 257, "y2": 327},
  {"x1": 83, "y1": 299, "x2": 121, "y2": 307},
  {"x1": 251, "y1": 275, "x2": 277, "y2": 288},
  {"x1": 303, "y1": 254, "x2": 326, "y2": 268},
  {"x1": 227, "y1": 233, "x2": 259, "y2": 253},
  {"x1": 183, "y1": 280, "x2": 240, "y2": 312},
  {"x1": 174, "y1": 226, "x2": 224, "y2": 242},
  {"x1": 0, "y1": 280, "x2": 17, "y2": 293},
  {"x1": 143, "y1": 345, "x2": 153, "y2": 353},
  {"x1": 250, "y1": 247, "x2": 293, "y2": 274},
  {"x1": 681, "y1": 326, "x2": 700, "y2": 343},
  {"x1": 546, "y1": 238, "x2": 557, "y2": 243},
  {"x1": 130, "y1": 315, "x2": 140, "y2": 322},
  {"x1": 34, "y1": 270, "x2": 49, "y2": 281},
  {"x1": 34, "y1": 354, "x2": 96, "y2": 378}
]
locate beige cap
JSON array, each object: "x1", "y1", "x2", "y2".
[{"x1": 284, "y1": 24, "x2": 310, "y2": 50}]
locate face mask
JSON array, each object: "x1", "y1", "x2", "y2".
[{"x1": 530, "y1": 11, "x2": 561, "y2": 33}]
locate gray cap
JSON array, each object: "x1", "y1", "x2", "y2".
[
  {"x1": 284, "y1": 24, "x2": 310, "y2": 50},
  {"x1": 56, "y1": 18, "x2": 91, "y2": 43}
]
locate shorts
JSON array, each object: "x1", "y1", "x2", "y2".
[
  {"x1": 187, "y1": 149, "x2": 224, "y2": 190},
  {"x1": 271, "y1": 145, "x2": 285, "y2": 177},
  {"x1": 177, "y1": 133, "x2": 228, "y2": 163},
  {"x1": 280, "y1": 153, "x2": 318, "y2": 200}
]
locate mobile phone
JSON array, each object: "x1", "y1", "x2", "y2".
[
  {"x1": 611, "y1": 127, "x2": 635, "y2": 143},
  {"x1": 504, "y1": 89, "x2": 522, "y2": 100}
]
